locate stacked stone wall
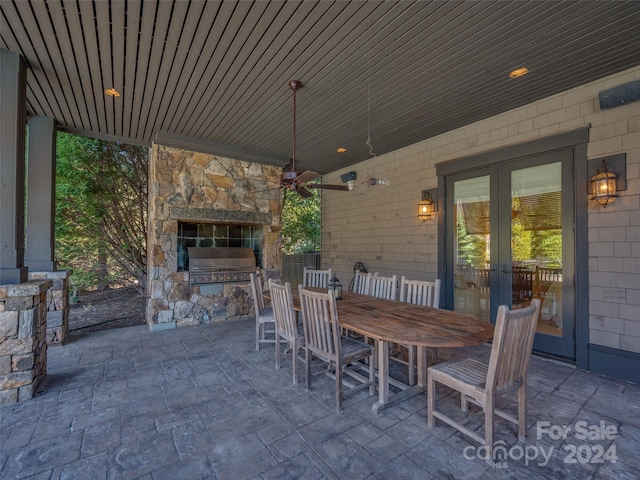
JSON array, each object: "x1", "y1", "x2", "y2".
[
  {"x1": 28, "y1": 270, "x2": 72, "y2": 345},
  {"x1": 0, "y1": 280, "x2": 51, "y2": 404},
  {"x1": 146, "y1": 145, "x2": 282, "y2": 329}
]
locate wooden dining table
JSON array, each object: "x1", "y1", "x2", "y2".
[{"x1": 267, "y1": 288, "x2": 494, "y2": 413}]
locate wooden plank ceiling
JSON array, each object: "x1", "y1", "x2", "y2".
[{"x1": 2, "y1": 0, "x2": 640, "y2": 174}]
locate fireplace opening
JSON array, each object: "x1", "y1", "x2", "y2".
[{"x1": 177, "y1": 221, "x2": 264, "y2": 271}]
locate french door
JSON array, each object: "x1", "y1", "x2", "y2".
[{"x1": 445, "y1": 149, "x2": 575, "y2": 359}]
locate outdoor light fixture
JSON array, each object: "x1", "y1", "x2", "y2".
[
  {"x1": 591, "y1": 159, "x2": 618, "y2": 206},
  {"x1": 340, "y1": 171, "x2": 357, "y2": 191},
  {"x1": 328, "y1": 275, "x2": 343, "y2": 300},
  {"x1": 418, "y1": 189, "x2": 436, "y2": 221},
  {"x1": 337, "y1": 147, "x2": 347, "y2": 153},
  {"x1": 509, "y1": 67, "x2": 528, "y2": 78},
  {"x1": 104, "y1": 87, "x2": 121, "y2": 97},
  {"x1": 367, "y1": 177, "x2": 390, "y2": 187}
]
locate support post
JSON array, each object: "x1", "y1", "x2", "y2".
[
  {"x1": 25, "y1": 116, "x2": 58, "y2": 272},
  {"x1": 0, "y1": 49, "x2": 28, "y2": 285}
]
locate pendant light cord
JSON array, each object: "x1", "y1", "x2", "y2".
[
  {"x1": 365, "y1": 30, "x2": 376, "y2": 158},
  {"x1": 292, "y1": 85, "x2": 297, "y2": 168}
]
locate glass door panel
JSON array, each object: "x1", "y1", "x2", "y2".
[
  {"x1": 453, "y1": 175, "x2": 491, "y2": 322},
  {"x1": 446, "y1": 148, "x2": 575, "y2": 359},
  {"x1": 510, "y1": 163, "x2": 563, "y2": 337}
]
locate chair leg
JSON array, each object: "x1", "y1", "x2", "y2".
[
  {"x1": 461, "y1": 393, "x2": 468, "y2": 412},
  {"x1": 517, "y1": 383, "x2": 527, "y2": 440},
  {"x1": 255, "y1": 319, "x2": 260, "y2": 350},
  {"x1": 275, "y1": 330, "x2": 281, "y2": 369},
  {"x1": 292, "y1": 339, "x2": 298, "y2": 385},
  {"x1": 427, "y1": 371, "x2": 435, "y2": 428},
  {"x1": 484, "y1": 395, "x2": 495, "y2": 462},
  {"x1": 408, "y1": 345, "x2": 416, "y2": 386},
  {"x1": 305, "y1": 347, "x2": 311, "y2": 391},
  {"x1": 336, "y1": 360, "x2": 343, "y2": 412}
]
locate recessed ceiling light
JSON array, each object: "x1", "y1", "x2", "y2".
[
  {"x1": 509, "y1": 67, "x2": 528, "y2": 78},
  {"x1": 337, "y1": 147, "x2": 347, "y2": 153},
  {"x1": 105, "y1": 88, "x2": 121, "y2": 97}
]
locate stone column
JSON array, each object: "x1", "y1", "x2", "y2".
[
  {"x1": 0, "y1": 49, "x2": 28, "y2": 284},
  {"x1": 0, "y1": 280, "x2": 51, "y2": 404},
  {"x1": 28, "y1": 270, "x2": 72, "y2": 345}
]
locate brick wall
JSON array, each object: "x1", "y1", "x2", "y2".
[{"x1": 322, "y1": 66, "x2": 640, "y2": 355}]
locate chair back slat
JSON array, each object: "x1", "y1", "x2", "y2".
[
  {"x1": 269, "y1": 280, "x2": 297, "y2": 339},
  {"x1": 250, "y1": 272, "x2": 266, "y2": 312},
  {"x1": 369, "y1": 274, "x2": 398, "y2": 300},
  {"x1": 486, "y1": 299, "x2": 541, "y2": 394},
  {"x1": 399, "y1": 277, "x2": 441, "y2": 307},
  {"x1": 303, "y1": 267, "x2": 332, "y2": 288},
  {"x1": 299, "y1": 285, "x2": 340, "y2": 360},
  {"x1": 352, "y1": 271, "x2": 371, "y2": 295}
]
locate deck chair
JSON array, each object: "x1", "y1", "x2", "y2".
[
  {"x1": 298, "y1": 285, "x2": 375, "y2": 411},
  {"x1": 303, "y1": 267, "x2": 332, "y2": 288},
  {"x1": 398, "y1": 277, "x2": 441, "y2": 385},
  {"x1": 269, "y1": 279, "x2": 304, "y2": 384},
  {"x1": 369, "y1": 274, "x2": 397, "y2": 300},
  {"x1": 428, "y1": 299, "x2": 541, "y2": 462},
  {"x1": 250, "y1": 272, "x2": 276, "y2": 350},
  {"x1": 352, "y1": 270, "x2": 372, "y2": 295}
]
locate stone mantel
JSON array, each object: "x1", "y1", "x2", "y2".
[{"x1": 169, "y1": 206, "x2": 272, "y2": 225}]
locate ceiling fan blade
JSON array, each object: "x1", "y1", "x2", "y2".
[
  {"x1": 295, "y1": 170, "x2": 321, "y2": 184},
  {"x1": 297, "y1": 187, "x2": 313, "y2": 198},
  {"x1": 306, "y1": 184, "x2": 350, "y2": 191}
]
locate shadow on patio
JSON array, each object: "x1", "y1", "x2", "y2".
[{"x1": 1, "y1": 318, "x2": 638, "y2": 479}]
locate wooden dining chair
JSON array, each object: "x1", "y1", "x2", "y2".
[
  {"x1": 352, "y1": 270, "x2": 372, "y2": 295},
  {"x1": 427, "y1": 299, "x2": 541, "y2": 462},
  {"x1": 303, "y1": 267, "x2": 332, "y2": 288},
  {"x1": 268, "y1": 279, "x2": 304, "y2": 384},
  {"x1": 250, "y1": 272, "x2": 276, "y2": 350},
  {"x1": 298, "y1": 285, "x2": 375, "y2": 411},
  {"x1": 399, "y1": 277, "x2": 441, "y2": 307},
  {"x1": 369, "y1": 274, "x2": 398, "y2": 300},
  {"x1": 398, "y1": 277, "x2": 441, "y2": 385}
]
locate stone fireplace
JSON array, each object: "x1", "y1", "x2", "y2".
[{"x1": 146, "y1": 144, "x2": 282, "y2": 330}]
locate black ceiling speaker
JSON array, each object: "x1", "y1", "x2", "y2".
[{"x1": 598, "y1": 80, "x2": 640, "y2": 110}]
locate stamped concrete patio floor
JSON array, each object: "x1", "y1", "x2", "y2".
[{"x1": 1, "y1": 317, "x2": 639, "y2": 479}]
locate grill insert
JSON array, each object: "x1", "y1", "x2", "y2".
[{"x1": 188, "y1": 247, "x2": 256, "y2": 285}]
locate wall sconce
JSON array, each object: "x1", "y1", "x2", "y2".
[
  {"x1": 588, "y1": 154, "x2": 626, "y2": 207},
  {"x1": 418, "y1": 189, "x2": 438, "y2": 221}
]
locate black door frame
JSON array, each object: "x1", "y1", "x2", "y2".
[{"x1": 435, "y1": 128, "x2": 589, "y2": 369}]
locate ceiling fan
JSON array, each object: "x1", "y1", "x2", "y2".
[{"x1": 277, "y1": 80, "x2": 350, "y2": 198}]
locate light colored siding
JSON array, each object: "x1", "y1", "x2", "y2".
[{"x1": 322, "y1": 65, "x2": 640, "y2": 354}]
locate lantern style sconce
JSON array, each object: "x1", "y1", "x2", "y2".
[
  {"x1": 591, "y1": 159, "x2": 617, "y2": 206},
  {"x1": 418, "y1": 188, "x2": 438, "y2": 221},
  {"x1": 328, "y1": 275, "x2": 343, "y2": 300},
  {"x1": 588, "y1": 154, "x2": 626, "y2": 207}
]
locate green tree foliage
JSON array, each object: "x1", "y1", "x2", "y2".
[
  {"x1": 55, "y1": 133, "x2": 148, "y2": 293},
  {"x1": 280, "y1": 184, "x2": 321, "y2": 254}
]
